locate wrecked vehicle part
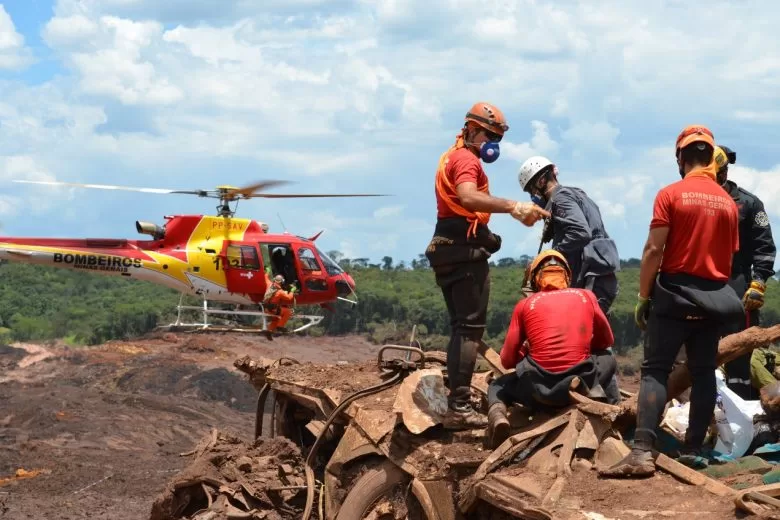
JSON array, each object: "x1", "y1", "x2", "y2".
[
  {"x1": 323, "y1": 426, "x2": 384, "y2": 517},
  {"x1": 302, "y1": 372, "x2": 403, "y2": 519},
  {"x1": 150, "y1": 432, "x2": 309, "y2": 520},
  {"x1": 230, "y1": 334, "x2": 755, "y2": 519},
  {"x1": 334, "y1": 459, "x2": 410, "y2": 519},
  {"x1": 302, "y1": 345, "x2": 427, "y2": 520}
]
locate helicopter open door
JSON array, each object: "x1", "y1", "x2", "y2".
[
  {"x1": 220, "y1": 242, "x2": 264, "y2": 299},
  {"x1": 291, "y1": 244, "x2": 329, "y2": 294}
]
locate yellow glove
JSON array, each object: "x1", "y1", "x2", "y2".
[
  {"x1": 743, "y1": 280, "x2": 766, "y2": 311},
  {"x1": 635, "y1": 295, "x2": 651, "y2": 331},
  {"x1": 510, "y1": 202, "x2": 550, "y2": 226}
]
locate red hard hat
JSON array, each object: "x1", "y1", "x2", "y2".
[
  {"x1": 675, "y1": 125, "x2": 714, "y2": 153},
  {"x1": 465, "y1": 102, "x2": 509, "y2": 136}
]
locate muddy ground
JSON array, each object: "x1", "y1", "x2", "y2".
[
  {"x1": 0, "y1": 333, "x2": 383, "y2": 520},
  {"x1": 0, "y1": 332, "x2": 765, "y2": 520}
]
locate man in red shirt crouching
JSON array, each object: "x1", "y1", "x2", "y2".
[{"x1": 486, "y1": 249, "x2": 618, "y2": 448}]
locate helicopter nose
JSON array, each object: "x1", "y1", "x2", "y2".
[{"x1": 334, "y1": 273, "x2": 356, "y2": 296}]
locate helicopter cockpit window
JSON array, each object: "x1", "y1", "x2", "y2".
[
  {"x1": 297, "y1": 248, "x2": 322, "y2": 272},
  {"x1": 226, "y1": 245, "x2": 260, "y2": 270},
  {"x1": 316, "y1": 248, "x2": 344, "y2": 277}
]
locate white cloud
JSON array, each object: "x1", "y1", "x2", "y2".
[
  {"x1": 503, "y1": 121, "x2": 560, "y2": 164},
  {"x1": 0, "y1": 155, "x2": 68, "y2": 216},
  {"x1": 0, "y1": 5, "x2": 32, "y2": 70},
  {"x1": 2, "y1": 0, "x2": 780, "y2": 265},
  {"x1": 0, "y1": 156, "x2": 56, "y2": 182},
  {"x1": 0, "y1": 194, "x2": 21, "y2": 218},
  {"x1": 562, "y1": 121, "x2": 621, "y2": 160},
  {"x1": 373, "y1": 205, "x2": 404, "y2": 218},
  {"x1": 43, "y1": 15, "x2": 99, "y2": 46},
  {"x1": 728, "y1": 165, "x2": 780, "y2": 219},
  {"x1": 733, "y1": 110, "x2": 780, "y2": 123}
]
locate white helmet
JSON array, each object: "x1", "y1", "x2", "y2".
[{"x1": 518, "y1": 156, "x2": 554, "y2": 191}]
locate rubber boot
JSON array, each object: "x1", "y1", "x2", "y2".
[
  {"x1": 676, "y1": 433, "x2": 710, "y2": 469},
  {"x1": 486, "y1": 402, "x2": 510, "y2": 449},
  {"x1": 598, "y1": 448, "x2": 655, "y2": 478}
]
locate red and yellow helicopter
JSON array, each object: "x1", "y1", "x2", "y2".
[{"x1": 0, "y1": 179, "x2": 387, "y2": 335}]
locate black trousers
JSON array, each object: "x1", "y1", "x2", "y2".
[
  {"x1": 722, "y1": 309, "x2": 760, "y2": 400},
  {"x1": 434, "y1": 259, "x2": 490, "y2": 408},
  {"x1": 584, "y1": 272, "x2": 619, "y2": 316},
  {"x1": 583, "y1": 272, "x2": 621, "y2": 403},
  {"x1": 634, "y1": 310, "x2": 720, "y2": 451},
  {"x1": 488, "y1": 351, "x2": 618, "y2": 408}
]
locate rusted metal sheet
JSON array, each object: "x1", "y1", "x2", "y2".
[
  {"x1": 477, "y1": 340, "x2": 512, "y2": 376},
  {"x1": 392, "y1": 368, "x2": 448, "y2": 434},
  {"x1": 491, "y1": 473, "x2": 544, "y2": 500},
  {"x1": 351, "y1": 406, "x2": 399, "y2": 444},
  {"x1": 417, "y1": 480, "x2": 456, "y2": 520},
  {"x1": 323, "y1": 424, "x2": 382, "y2": 520},
  {"x1": 475, "y1": 478, "x2": 553, "y2": 519},
  {"x1": 265, "y1": 381, "x2": 336, "y2": 417},
  {"x1": 575, "y1": 416, "x2": 600, "y2": 451}
]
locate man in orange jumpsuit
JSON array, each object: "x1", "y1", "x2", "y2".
[
  {"x1": 264, "y1": 274, "x2": 296, "y2": 339},
  {"x1": 424, "y1": 101, "x2": 550, "y2": 428}
]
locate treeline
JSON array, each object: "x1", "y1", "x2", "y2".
[
  {"x1": 326, "y1": 251, "x2": 642, "y2": 272},
  {"x1": 316, "y1": 252, "x2": 779, "y2": 352},
  {"x1": 0, "y1": 257, "x2": 778, "y2": 352}
]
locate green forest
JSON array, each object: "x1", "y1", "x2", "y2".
[{"x1": 0, "y1": 255, "x2": 778, "y2": 354}]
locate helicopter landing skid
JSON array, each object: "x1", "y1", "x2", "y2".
[{"x1": 156, "y1": 295, "x2": 324, "y2": 334}]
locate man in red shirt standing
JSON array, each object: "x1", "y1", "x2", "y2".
[
  {"x1": 425, "y1": 102, "x2": 549, "y2": 428},
  {"x1": 601, "y1": 125, "x2": 744, "y2": 478},
  {"x1": 486, "y1": 249, "x2": 617, "y2": 447}
]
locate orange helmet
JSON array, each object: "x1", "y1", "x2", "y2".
[
  {"x1": 675, "y1": 125, "x2": 714, "y2": 155},
  {"x1": 465, "y1": 102, "x2": 509, "y2": 136},
  {"x1": 527, "y1": 249, "x2": 571, "y2": 291}
]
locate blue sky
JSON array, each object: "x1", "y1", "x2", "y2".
[{"x1": 0, "y1": 0, "x2": 779, "y2": 270}]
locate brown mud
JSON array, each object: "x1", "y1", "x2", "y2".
[
  {"x1": 0, "y1": 332, "x2": 380, "y2": 520},
  {"x1": 0, "y1": 331, "x2": 768, "y2": 519}
]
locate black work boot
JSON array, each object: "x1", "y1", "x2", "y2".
[
  {"x1": 442, "y1": 389, "x2": 488, "y2": 430},
  {"x1": 442, "y1": 402, "x2": 488, "y2": 429},
  {"x1": 486, "y1": 402, "x2": 511, "y2": 448},
  {"x1": 598, "y1": 448, "x2": 656, "y2": 478}
]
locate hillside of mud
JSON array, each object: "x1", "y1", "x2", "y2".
[{"x1": 0, "y1": 332, "x2": 382, "y2": 520}]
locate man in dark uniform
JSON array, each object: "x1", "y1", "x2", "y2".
[
  {"x1": 517, "y1": 156, "x2": 620, "y2": 315},
  {"x1": 425, "y1": 102, "x2": 549, "y2": 428},
  {"x1": 715, "y1": 145, "x2": 777, "y2": 400}
]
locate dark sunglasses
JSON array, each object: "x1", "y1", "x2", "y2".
[{"x1": 483, "y1": 129, "x2": 503, "y2": 142}]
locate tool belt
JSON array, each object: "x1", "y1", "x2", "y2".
[{"x1": 425, "y1": 217, "x2": 502, "y2": 269}]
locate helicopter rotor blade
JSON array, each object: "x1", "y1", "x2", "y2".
[
  {"x1": 13, "y1": 179, "x2": 392, "y2": 202},
  {"x1": 12, "y1": 180, "x2": 207, "y2": 196},
  {"x1": 223, "y1": 180, "x2": 295, "y2": 200},
  {"x1": 244, "y1": 193, "x2": 391, "y2": 199}
]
